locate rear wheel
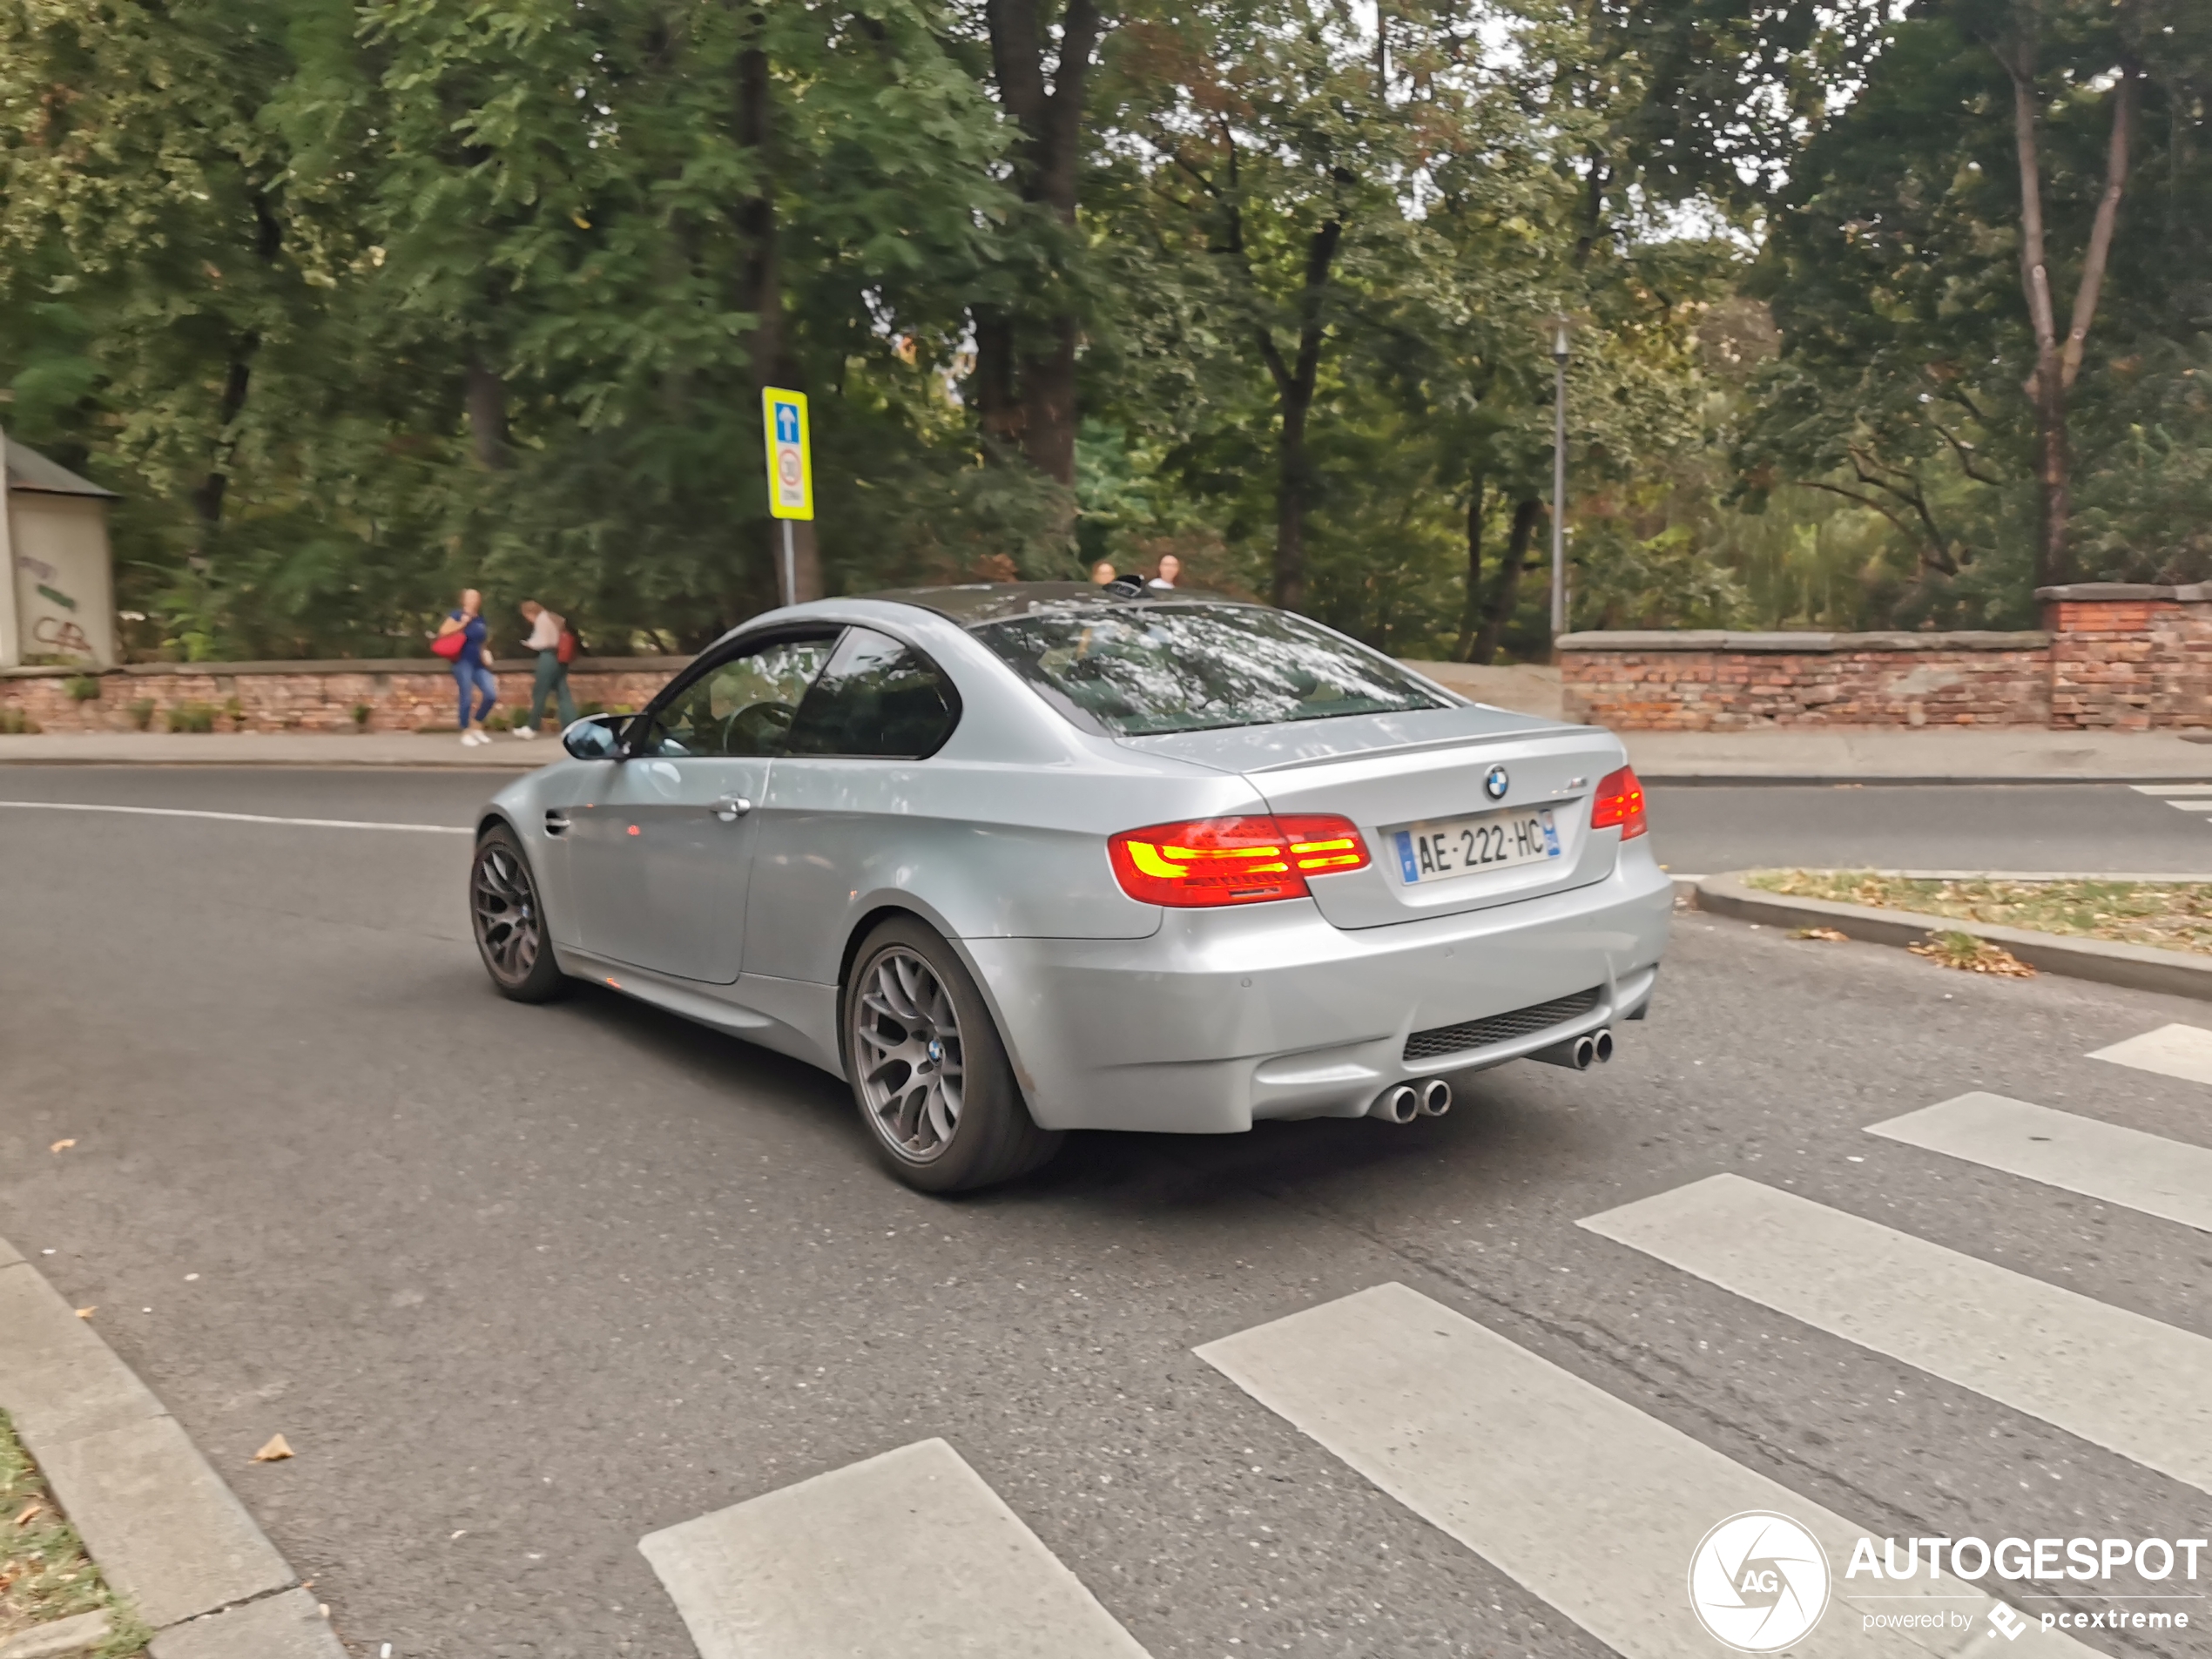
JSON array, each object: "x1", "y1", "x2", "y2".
[
  {"x1": 470, "y1": 825, "x2": 568, "y2": 1002},
  {"x1": 842, "y1": 917, "x2": 1060, "y2": 1193}
]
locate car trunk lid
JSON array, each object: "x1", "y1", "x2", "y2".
[{"x1": 1118, "y1": 706, "x2": 1629, "y2": 928}]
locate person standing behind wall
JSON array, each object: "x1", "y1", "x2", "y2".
[
  {"x1": 435, "y1": 589, "x2": 497, "y2": 746},
  {"x1": 515, "y1": 599, "x2": 577, "y2": 739}
]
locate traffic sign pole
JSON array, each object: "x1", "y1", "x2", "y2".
[{"x1": 760, "y1": 387, "x2": 814, "y2": 610}]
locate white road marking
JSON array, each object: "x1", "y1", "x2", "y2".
[
  {"x1": 2090, "y1": 1023, "x2": 2212, "y2": 1087},
  {"x1": 1867, "y1": 1092, "x2": 2212, "y2": 1233},
  {"x1": 1580, "y1": 1175, "x2": 2212, "y2": 1494},
  {"x1": 1198, "y1": 1283, "x2": 2091, "y2": 1659},
  {"x1": 2129, "y1": 784, "x2": 2212, "y2": 796},
  {"x1": 637, "y1": 1439, "x2": 1150, "y2": 1659},
  {"x1": 0, "y1": 799, "x2": 469, "y2": 834}
]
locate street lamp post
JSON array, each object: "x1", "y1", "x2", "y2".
[{"x1": 1549, "y1": 318, "x2": 1570, "y2": 642}]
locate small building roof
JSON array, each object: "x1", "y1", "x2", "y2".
[{"x1": 3, "y1": 432, "x2": 120, "y2": 499}]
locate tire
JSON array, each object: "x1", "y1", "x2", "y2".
[
  {"x1": 470, "y1": 824, "x2": 569, "y2": 1003},
  {"x1": 841, "y1": 916, "x2": 1062, "y2": 1193}
]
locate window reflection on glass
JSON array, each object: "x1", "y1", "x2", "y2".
[
  {"x1": 786, "y1": 627, "x2": 958, "y2": 759},
  {"x1": 646, "y1": 637, "x2": 836, "y2": 758},
  {"x1": 974, "y1": 603, "x2": 1448, "y2": 737}
]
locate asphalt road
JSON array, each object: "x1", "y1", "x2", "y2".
[{"x1": 2, "y1": 768, "x2": 2208, "y2": 1659}]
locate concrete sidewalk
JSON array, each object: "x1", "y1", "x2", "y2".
[{"x1": 2, "y1": 718, "x2": 2209, "y2": 783}]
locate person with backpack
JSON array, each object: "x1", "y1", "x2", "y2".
[
  {"x1": 515, "y1": 599, "x2": 577, "y2": 738},
  {"x1": 433, "y1": 589, "x2": 498, "y2": 746}
]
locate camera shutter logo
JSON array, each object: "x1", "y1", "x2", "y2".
[
  {"x1": 1484, "y1": 763, "x2": 1510, "y2": 800},
  {"x1": 1687, "y1": 1511, "x2": 1831, "y2": 1651}
]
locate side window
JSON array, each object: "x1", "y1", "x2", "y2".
[
  {"x1": 642, "y1": 636, "x2": 836, "y2": 758},
  {"x1": 783, "y1": 628, "x2": 959, "y2": 759}
]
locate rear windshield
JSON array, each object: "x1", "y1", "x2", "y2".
[{"x1": 971, "y1": 603, "x2": 1451, "y2": 737}]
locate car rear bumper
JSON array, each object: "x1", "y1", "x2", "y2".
[{"x1": 961, "y1": 840, "x2": 1673, "y2": 1133}]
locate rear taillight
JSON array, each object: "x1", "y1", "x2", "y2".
[
  {"x1": 1589, "y1": 765, "x2": 1647, "y2": 840},
  {"x1": 1108, "y1": 814, "x2": 1372, "y2": 907}
]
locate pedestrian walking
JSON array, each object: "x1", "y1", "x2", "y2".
[
  {"x1": 1089, "y1": 559, "x2": 1116, "y2": 585},
  {"x1": 516, "y1": 599, "x2": 577, "y2": 738},
  {"x1": 434, "y1": 588, "x2": 497, "y2": 746},
  {"x1": 1149, "y1": 553, "x2": 1181, "y2": 590}
]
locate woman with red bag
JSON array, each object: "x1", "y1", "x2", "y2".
[{"x1": 433, "y1": 589, "x2": 498, "y2": 746}]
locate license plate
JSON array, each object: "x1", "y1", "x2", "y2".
[{"x1": 1391, "y1": 806, "x2": 1560, "y2": 884}]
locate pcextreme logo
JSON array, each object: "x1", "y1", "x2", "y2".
[{"x1": 1688, "y1": 1511, "x2": 1832, "y2": 1651}]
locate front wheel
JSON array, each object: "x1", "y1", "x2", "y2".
[
  {"x1": 842, "y1": 917, "x2": 1061, "y2": 1193},
  {"x1": 470, "y1": 825, "x2": 568, "y2": 1002}
]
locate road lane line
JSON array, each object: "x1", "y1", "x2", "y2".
[
  {"x1": 0, "y1": 799, "x2": 469, "y2": 834},
  {"x1": 2129, "y1": 785, "x2": 2212, "y2": 796},
  {"x1": 1580, "y1": 1175, "x2": 2212, "y2": 1494},
  {"x1": 637, "y1": 1439, "x2": 1150, "y2": 1659},
  {"x1": 1197, "y1": 1283, "x2": 2092, "y2": 1659},
  {"x1": 1867, "y1": 1093, "x2": 2212, "y2": 1233},
  {"x1": 2090, "y1": 1023, "x2": 2212, "y2": 1087}
]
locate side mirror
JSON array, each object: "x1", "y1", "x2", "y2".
[{"x1": 561, "y1": 713, "x2": 630, "y2": 760}]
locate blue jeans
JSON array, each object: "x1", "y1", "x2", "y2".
[{"x1": 454, "y1": 660, "x2": 496, "y2": 729}]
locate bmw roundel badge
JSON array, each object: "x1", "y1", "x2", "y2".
[{"x1": 1483, "y1": 763, "x2": 1510, "y2": 801}]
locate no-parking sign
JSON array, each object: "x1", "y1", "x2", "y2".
[{"x1": 762, "y1": 388, "x2": 813, "y2": 522}]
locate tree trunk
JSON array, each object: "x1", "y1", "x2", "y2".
[
  {"x1": 1453, "y1": 471, "x2": 1485, "y2": 662},
  {"x1": 979, "y1": 0, "x2": 1105, "y2": 500},
  {"x1": 1472, "y1": 498, "x2": 1543, "y2": 665},
  {"x1": 192, "y1": 341, "x2": 258, "y2": 529},
  {"x1": 465, "y1": 361, "x2": 511, "y2": 469},
  {"x1": 2002, "y1": 32, "x2": 2136, "y2": 589},
  {"x1": 1261, "y1": 218, "x2": 1343, "y2": 611},
  {"x1": 735, "y1": 22, "x2": 822, "y2": 604}
]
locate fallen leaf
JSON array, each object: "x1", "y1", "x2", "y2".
[
  {"x1": 49, "y1": 1138, "x2": 75, "y2": 1154},
  {"x1": 75, "y1": 1306, "x2": 96, "y2": 1319},
  {"x1": 1789, "y1": 927, "x2": 1849, "y2": 941},
  {"x1": 253, "y1": 1433, "x2": 294, "y2": 1462},
  {"x1": 12, "y1": 1501, "x2": 43, "y2": 1527}
]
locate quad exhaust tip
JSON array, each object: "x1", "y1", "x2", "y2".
[
  {"x1": 1532, "y1": 1026, "x2": 1615, "y2": 1071},
  {"x1": 1417, "y1": 1077, "x2": 1452, "y2": 1117}
]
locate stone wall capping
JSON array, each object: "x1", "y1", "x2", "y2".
[
  {"x1": 1556, "y1": 630, "x2": 2051, "y2": 653},
  {"x1": 1, "y1": 655, "x2": 694, "y2": 680},
  {"x1": 2035, "y1": 582, "x2": 2212, "y2": 604}
]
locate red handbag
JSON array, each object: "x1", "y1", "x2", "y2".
[
  {"x1": 431, "y1": 629, "x2": 468, "y2": 661},
  {"x1": 556, "y1": 628, "x2": 578, "y2": 665}
]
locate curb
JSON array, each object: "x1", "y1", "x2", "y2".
[
  {"x1": 1694, "y1": 873, "x2": 2212, "y2": 1002},
  {"x1": 0, "y1": 1237, "x2": 344, "y2": 1659}
]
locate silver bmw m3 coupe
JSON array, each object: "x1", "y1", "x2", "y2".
[{"x1": 469, "y1": 583, "x2": 1670, "y2": 1191}]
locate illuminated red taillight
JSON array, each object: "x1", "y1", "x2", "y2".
[
  {"x1": 1589, "y1": 765, "x2": 1647, "y2": 840},
  {"x1": 1107, "y1": 814, "x2": 1372, "y2": 907}
]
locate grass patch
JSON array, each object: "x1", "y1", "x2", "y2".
[
  {"x1": 0, "y1": 1409, "x2": 150, "y2": 1656},
  {"x1": 1746, "y1": 871, "x2": 2212, "y2": 956}
]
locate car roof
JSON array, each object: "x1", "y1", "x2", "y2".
[{"x1": 860, "y1": 582, "x2": 1262, "y2": 626}]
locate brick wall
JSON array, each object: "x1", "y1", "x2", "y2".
[
  {"x1": 1561, "y1": 585, "x2": 2212, "y2": 730},
  {"x1": 0, "y1": 658, "x2": 690, "y2": 734},
  {"x1": 1557, "y1": 631, "x2": 2053, "y2": 729}
]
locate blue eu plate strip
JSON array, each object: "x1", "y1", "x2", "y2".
[
  {"x1": 1394, "y1": 830, "x2": 1419, "y2": 884},
  {"x1": 1540, "y1": 809, "x2": 1561, "y2": 857}
]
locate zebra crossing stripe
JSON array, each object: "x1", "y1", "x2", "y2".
[
  {"x1": 637, "y1": 1439, "x2": 1150, "y2": 1659},
  {"x1": 1581, "y1": 1175, "x2": 2212, "y2": 1494},
  {"x1": 1197, "y1": 1283, "x2": 2089, "y2": 1658},
  {"x1": 2090, "y1": 1023, "x2": 2212, "y2": 1088},
  {"x1": 1868, "y1": 1093, "x2": 2212, "y2": 1234}
]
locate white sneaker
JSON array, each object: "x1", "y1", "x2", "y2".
[{"x1": 514, "y1": 725, "x2": 537, "y2": 739}]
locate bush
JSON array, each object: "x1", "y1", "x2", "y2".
[
  {"x1": 64, "y1": 675, "x2": 102, "y2": 702},
  {"x1": 0, "y1": 707, "x2": 41, "y2": 734},
  {"x1": 126, "y1": 698, "x2": 155, "y2": 731},
  {"x1": 165, "y1": 702, "x2": 217, "y2": 733},
  {"x1": 351, "y1": 703, "x2": 372, "y2": 729}
]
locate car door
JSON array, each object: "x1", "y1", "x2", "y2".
[
  {"x1": 569, "y1": 631, "x2": 839, "y2": 981},
  {"x1": 744, "y1": 627, "x2": 962, "y2": 985}
]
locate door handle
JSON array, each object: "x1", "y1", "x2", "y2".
[
  {"x1": 711, "y1": 796, "x2": 754, "y2": 822},
  {"x1": 543, "y1": 810, "x2": 570, "y2": 836}
]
